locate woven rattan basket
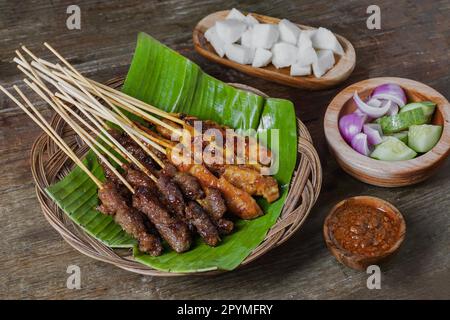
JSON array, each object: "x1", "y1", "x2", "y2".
[{"x1": 30, "y1": 78, "x2": 322, "y2": 276}]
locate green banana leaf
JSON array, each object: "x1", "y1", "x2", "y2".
[{"x1": 46, "y1": 32, "x2": 297, "y2": 272}]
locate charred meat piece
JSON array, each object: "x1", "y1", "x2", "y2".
[
  {"x1": 98, "y1": 158, "x2": 122, "y2": 185},
  {"x1": 109, "y1": 129, "x2": 159, "y2": 171},
  {"x1": 197, "y1": 187, "x2": 227, "y2": 220},
  {"x1": 156, "y1": 174, "x2": 186, "y2": 217},
  {"x1": 98, "y1": 182, "x2": 163, "y2": 256},
  {"x1": 185, "y1": 201, "x2": 220, "y2": 246},
  {"x1": 124, "y1": 162, "x2": 222, "y2": 247},
  {"x1": 125, "y1": 165, "x2": 184, "y2": 219},
  {"x1": 133, "y1": 186, "x2": 192, "y2": 253},
  {"x1": 162, "y1": 162, "x2": 205, "y2": 201},
  {"x1": 173, "y1": 172, "x2": 205, "y2": 200},
  {"x1": 124, "y1": 165, "x2": 155, "y2": 189},
  {"x1": 214, "y1": 218, "x2": 234, "y2": 235},
  {"x1": 221, "y1": 166, "x2": 280, "y2": 203}
]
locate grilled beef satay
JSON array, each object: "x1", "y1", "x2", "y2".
[
  {"x1": 196, "y1": 186, "x2": 226, "y2": 220},
  {"x1": 132, "y1": 186, "x2": 191, "y2": 253},
  {"x1": 110, "y1": 130, "x2": 231, "y2": 236},
  {"x1": 162, "y1": 161, "x2": 233, "y2": 234},
  {"x1": 185, "y1": 201, "x2": 220, "y2": 246},
  {"x1": 161, "y1": 162, "x2": 205, "y2": 201},
  {"x1": 109, "y1": 129, "x2": 159, "y2": 172},
  {"x1": 97, "y1": 182, "x2": 163, "y2": 256},
  {"x1": 97, "y1": 160, "x2": 163, "y2": 255},
  {"x1": 125, "y1": 165, "x2": 220, "y2": 247}
]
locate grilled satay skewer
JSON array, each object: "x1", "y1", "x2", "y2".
[
  {"x1": 8, "y1": 62, "x2": 193, "y2": 254},
  {"x1": 16, "y1": 48, "x2": 272, "y2": 174},
  {"x1": 110, "y1": 129, "x2": 233, "y2": 234},
  {"x1": 110, "y1": 130, "x2": 222, "y2": 245},
  {"x1": 0, "y1": 84, "x2": 163, "y2": 256},
  {"x1": 16, "y1": 50, "x2": 277, "y2": 202},
  {"x1": 142, "y1": 123, "x2": 280, "y2": 203},
  {"x1": 22, "y1": 58, "x2": 217, "y2": 247},
  {"x1": 15, "y1": 48, "x2": 264, "y2": 219},
  {"x1": 45, "y1": 73, "x2": 263, "y2": 219}
]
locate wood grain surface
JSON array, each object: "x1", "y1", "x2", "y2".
[
  {"x1": 193, "y1": 10, "x2": 356, "y2": 90},
  {"x1": 0, "y1": 0, "x2": 449, "y2": 299}
]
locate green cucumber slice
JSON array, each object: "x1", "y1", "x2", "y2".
[
  {"x1": 371, "y1": 137, "x2": 417, "y2": 161},
  {"x1": 386, "y1": 131, "x2": 409, "y2": 144},
  {"x1": 379, "y1": 108, "x2": 428, "y2": 133},
  {"x1": 408, "y1": 124, "x2": 442, "y2": 152},
  {"x1": 400, "y1": 101, "x2": 436, "y2": 120}
]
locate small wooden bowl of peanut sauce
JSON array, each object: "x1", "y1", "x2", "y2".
[{"x1": 323, "y1": 196, "x2": 406, "y2": 270}]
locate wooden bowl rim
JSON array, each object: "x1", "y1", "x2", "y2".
[
  {"x1": 323, "y1": 195, "x2": 406, "y2": 261},
  {"x1": 192, "y1": 10, "x2": 356, "y2": 90},
  {"x1": 324, "y1": 77, "x2": 450, "y2": 176}
]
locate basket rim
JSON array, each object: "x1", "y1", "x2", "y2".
[{"x1": 30, "y1": 78, "x2": 322, "y2": 276}]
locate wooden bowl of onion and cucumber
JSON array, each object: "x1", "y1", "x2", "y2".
[
  {"x1": 324, "y1": 77, "x2": 450, "y2": 187},
  {"x1": 193, "y1": 8, "x2": 356, "y2": 90}
]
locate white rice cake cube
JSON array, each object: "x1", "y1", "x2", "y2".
[
  {"x1": 251, "y1": 24, "x2": 279, "y2": 49},
  {"x1": 290, "y1": 63, "x2": 311, "y2": 76},
  {"x1": 297, "y1": 30, "x2": 313, "y2": 48},
  {"x1": 301, "y1": 29, "x2": 317, "y2": 39},
  {"x1": 252, "y1": 48, "x2": 272, "y2": 68},
  {"x1": 204, "y1": 26, "x2": 226, "y2": 57},
  {"x1": 278, "y1": 19, "x2": 301, "y2": 45},
  {"x1": 297, "y1": 45, "x2": 318, "y2": 66},
  {"x1": 245, "y1": 14, "x2": 259, "y2": 27},
  {"x1": 240, "y1": 28, "x2": 253, "y2": 47},
  {"x1": 225, "y1": 43, "x2": 254, "y2": 64},
  {"x1": 216, "y1": 19, "x2": 247, "y2": 43},
  {"x1": 271, "y1": 42, "x2": 298, "y2": 69},
  {"x1": 311, "y1": 27, "x2": 344, "y2": 55},
  {"x1": 312, "y1": 49, "x2": 335, "y2": 78},
  {"x1": 226, "y1": 8, "x2": 246, "y2": 22}
]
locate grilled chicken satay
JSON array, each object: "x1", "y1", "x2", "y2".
[
  {"x1": 154, "y1": 122, "x2": 279, "y2": 203},
  {"x1": 156, "y1": 115, "x2": 273, "y2": 166},
  {"x1": 212, "y1": 165, "x2": 280, "y2": 203}
]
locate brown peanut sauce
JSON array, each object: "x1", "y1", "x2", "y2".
[{"x1": 328, "y1": 201, "x2": 401, "y2": 257}]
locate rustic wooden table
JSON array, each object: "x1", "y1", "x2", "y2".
[{"x1": 0, "y1": 0, "x2": 449, "y2": 300}]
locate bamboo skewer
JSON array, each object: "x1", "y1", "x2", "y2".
[
  {"x1": 44, "y1": 43, "x2": 136, "y2": 130},
  {"x1": 56, "y1": 81, "x2": 167, "y2": 164},
  {"x1": 13, "y1": 45, "x2": 268, "y2": 176},
  {"x1": 23, "y1": 78, "x2": 136, "y2": 193},
  {"x1": 12, "y1": 58, "x2": 136, "y2": 191},
  {"x1": 0, "y1": 84, "x2": 103, "y2": 189},
  {"x1": 15, "y1": 54, "x2": 159, "y2": 188},
  {"x1": 34, "y1": 56, "x2": 185, "y2": 126},
  {"x1": 54, "y1": 89, "x2": 165, "y2": 175},
  {"x1": 52, "y1": 98, "x2": 125, "y2": 168},
  {"x1": 14, "y1": 53, "x2": 132, "y2": 172}
]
